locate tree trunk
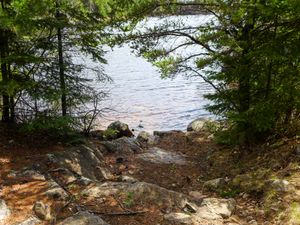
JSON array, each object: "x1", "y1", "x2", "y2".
[
  {"x1": 0, "y1": 30, "x2": 10, "y2": 122},
  {"x1": 56, "y1": 1, "x2": 67, "y2": 116}
]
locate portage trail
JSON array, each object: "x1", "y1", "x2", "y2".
[{"x1": 0, "y1": 125, "x2": 284, "y2": 225}]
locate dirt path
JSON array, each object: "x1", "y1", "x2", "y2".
[{"x1": 1, "y1": 128, "x2": 299, "y2": 225}]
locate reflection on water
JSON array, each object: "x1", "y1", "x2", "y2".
[{"x1": 97, "y1": 45, "x2": 213, "y2": 132}]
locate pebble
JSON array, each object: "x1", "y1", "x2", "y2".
[
  {"x1": 248, "y1": 220, "x2": 258, "y2": 225},
  {"x1": 247, "y1": 216, "x2": 254, "y2": 221}
]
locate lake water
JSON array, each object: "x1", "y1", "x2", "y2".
[{"x1": 97, "y1": 15, "x2": 214, "y2": 132}]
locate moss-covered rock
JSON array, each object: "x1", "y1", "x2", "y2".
[{"x1": 231, "y1": 169, "x2": 270, "y2": 193}]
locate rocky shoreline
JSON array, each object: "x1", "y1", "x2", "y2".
[{"x1": 1, "y1": 119, "x2": 299, "y2": 225}]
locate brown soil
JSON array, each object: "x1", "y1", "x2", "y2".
[{"x1": 1, "y1": 125, "x2": 300, "y2": 225}]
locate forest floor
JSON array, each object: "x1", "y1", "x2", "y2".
[{"x1": 1, "y1": 125, "x2": 300, "y2": 225}]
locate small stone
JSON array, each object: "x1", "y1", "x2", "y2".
[
  {"x1": 267, "y1": 179, "x2": 292, "y2": 192},
  {"x1": 263, "y1": 222, "x2": 271, "y2": 225},
  {"x1": 0, "y1": 199, "x2": 10, "y2": 222},
  {"x1": 242, "y1": 193, "x2": 250, "y2": 199},
  {"x1": 45, "y1": 186, "x2": 68, "y2": 201},
  {"x1": 58, "y1": 211, "x2": 109, "y2": 225},
  {"x1": 164, "y1": 213, "x2": 192, "y2": 224},
  {"x1": 17, "y1": 216, "x2": 41, "y2": 225},
  {"x1": 19, "y1": 169, "x2": 46, "y2": 181},
  {"x1": 187, "y1": 118, "x2": 207, "y2": 132},
  {"x1": 189, "y1": 191, "x2": 204, "y2": 201},
  {"x1": 102, "y1": 137, "x2": 142, "y2": 154},
  {"x1": 184, "y1": 202, "x2": 198, "y2": 213},
  {"x1": 137, "y1": 131, "x2": 152, "y2": 143},
  {"x1": 119, "y1": 165, "x2": 126, "y2": 170},
  {"x1": 107, "y1": 121, "x2": 134, "y2": 139},
  {"x1": 256, "y1": 209, "x2": 265, "y2": 216},
  {"x1": 33, "y1": 201, "x2": 52, "y2": 221},
  {"x1": 247, "y1": 216, "x2": 254, "y2": 221},
  {"x1": 97, "y1": 166, "x2": 114, "y2": 180},
  {"x1": 203, "y1": 178, "x2": 226, "y2": 191},
  {"x1": 248, "y1": 220, "x2": 258, "y2": 225},
  {"x1": 138, "y1": 147, "x2": 187, "y2": 165},
  {"x1": 120, "y1": 176, "x2": 138, "y2": 183},
  {"x1": 78, "y1": 177, "x2": 93, "y2": 186},
  {"x1": 199, "y1": 198, "x2": 236, "y2": 219},
  {"x1": 6, "y1": 170, "x2": 17, "y2": 179}
]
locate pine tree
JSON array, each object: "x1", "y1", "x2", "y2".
[{"x1": 120, "y1": 0, "x2": 300, "y2": 145}]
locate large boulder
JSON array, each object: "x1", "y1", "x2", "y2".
[
  {"x1": 0, "y1": 199, "x2": 10, "y2": 223},
  {"x1": 101, "y1": 137, "x2": 142, "y2": 155},
  {"x1": 58, "y1": 211, "x2": 109, "y2": 225},
  {"x1": 47, "y1": 145, "x2": 106, "y2": 181},
  {"x1": 107, "y1": 121, "x2": 133, "y2": 139},
  {"x1": 81, "y1": 181, "x2": 189, "y2": 209}
]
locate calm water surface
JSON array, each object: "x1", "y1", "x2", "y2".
[{"x1": 98, "y1": 16, "x2": 214, "y2": 132}]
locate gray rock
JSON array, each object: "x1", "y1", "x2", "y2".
[
  {"x1": 102, "y1": 137, "x2": 142, "y2": 154},
  {"x1": 81, "y1": 181, "x2": 189, "y2": 209},
  {"x1": 187, "y1": 118, "x2": 208, "y2": 132},
  {"x1": 203, "y1": 178, "x2": 226, "y2": 191},
  {"x1": 45, "y1": 180, "x2": 69, "y2": 201},
  {"x1": 96, "y1": 166, "x2": 114, "y2": 180},
  {"x1": 19, "y1": 169, "x2": 46, "y2": 181},
  {"x1": 7, "y1": 169, "x2": 45, "y2": 182},
  {"x1": 137, "y1": 131, "x2": 157, "y2": 145},
  {"x1": 6, "y1": 170, "x2": 17, "y2": 179},
  {"x1": 47, "y1": 145, "x2": 106, "y2": 181},
  {"x1": 58, "y1": 211, "x2": 109, "y2": 225},
  {"x1": 78, "y1": 177, "x2": 93, "y2": 186},
  {"x1": 164, "y1": 213, "x2": 193, "y2": 224},
  {"x1": 266, "y1": 179, "x2": 293, "y2": 192},
  {"x1": 33, "y1": 201, "x2": 52, "y2": 221},
  {"x1": 120, "y1": 175, "x2": 138, "y2": 183},
  {"x1": 263, "y1": 222, "x2": 272, "y2": 225},
  {"x1": 248, "y1": 220, "x2": 258, "y2": 225},
  {"x1": 15, "y1": 216, "x2": 41, "y2": 225},
  {"x1": 138, "y1": 147, "x2": 187, "y2": 165},
  {"x1": 184, "y1": 202, "x2": 198, "y2": 213},
  {"x1": 195, "y1": 206, "x2": 222, "y2": 220},
  {"x1": 189, "y1": 191, "x2": 205, "y2": 201},
  {"x1": 107, "y1": 121, "x2": 133, "y2": 139},
  {"x1": 0, "y1": 199, "x2": 10, "y2": 223},
  {"x1": 197, "y1": 198, "x2": 236, "y2": 219}
]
